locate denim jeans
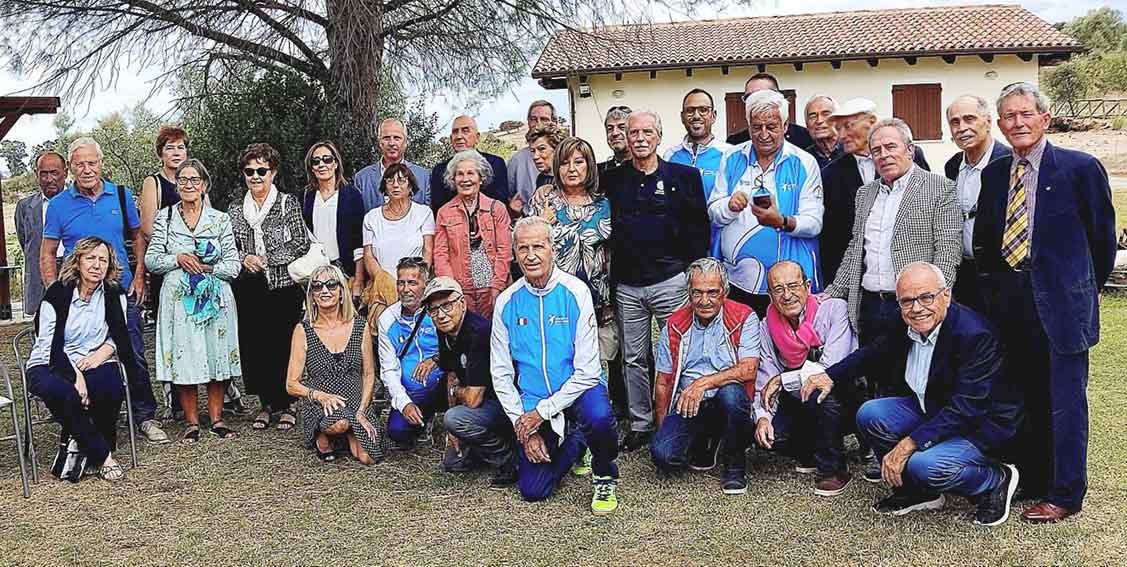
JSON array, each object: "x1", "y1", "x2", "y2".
[
  {"x1": 771, "y1": 386, "x2": 847, "y2": 474},
  {"x1": 516, "y1": 384, "x2": 619, "y2": 502},
  {"x1": 856, "y1": 397, "x2": 1002, "y2": 497},
  {"x1": 387, "y1": 381, "x2": 445, "y2": 444},
  {"x1": 125, "y1": 295, "x2": 157, "y2": 424},
  {"x1": 443, "y1": 399, "x2": 515, "y2": 470},
  {"x1": 651, "y1": 382, "x2": 750, "y2": 473}
]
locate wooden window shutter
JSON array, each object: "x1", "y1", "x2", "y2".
[
  {"x1": 725, "y1": 92, "x2": 745, "y2": 137},
  {"x1": 891, "y1": 83, "x2": 942, "y2": 141}
]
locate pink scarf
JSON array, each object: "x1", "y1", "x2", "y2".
[{"x1": 766, "y1": 295, "x2": 824, "y2": 369}]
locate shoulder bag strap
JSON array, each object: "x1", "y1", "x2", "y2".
[{"x1": 397, "y1": 312, "x2": 426, "y2": 361}]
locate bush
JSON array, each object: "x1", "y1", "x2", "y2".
[{"x1": 1044, "y1": 61, "x2": 1092, "y2": 103}]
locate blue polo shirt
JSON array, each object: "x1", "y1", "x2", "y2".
[{"x1": 43, "y1": 179, "x2": 140, "y2": 289}]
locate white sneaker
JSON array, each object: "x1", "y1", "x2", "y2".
[{"x1": 140, "y1": 420, "x2": 171, "y2": 444}]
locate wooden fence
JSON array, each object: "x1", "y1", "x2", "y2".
[{"x1": 1051, "y1": 99, "x2": 1127, "y2": 119}]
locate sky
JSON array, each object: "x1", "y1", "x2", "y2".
[{"x1": 0, "y1": 0, "x2": 1114, "y2": 156}]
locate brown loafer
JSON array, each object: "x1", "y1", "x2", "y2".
[
  {"x1": 1021, "y1": 501, "x2": 1080, "y2": 523},
  {"x1": 814, "y1": 470, "x2": 852, "y2": 497}
]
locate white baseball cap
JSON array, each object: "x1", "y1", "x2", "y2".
[{"x1": 829, "y1": 98, "x2": 878, "y2": 119}]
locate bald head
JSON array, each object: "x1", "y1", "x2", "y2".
[
  {"x1": 451, "y1": 115, "x2": 480, "y2": 151},
  {"x1": 766, "y1": 260, "x2": 811, "y2": 323}
]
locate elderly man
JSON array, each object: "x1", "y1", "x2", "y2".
[
  {"x1": 598, "y1": 105, "x2": 632, "y2": 173},
  {"x1": 15, "y1": 150, "x2": 66, "y2": 316},
  {"x1": 377, "y1": 257, "x2": 447, "y2": 450},
  {"x1": 354, "y1": 118, "x2": 432, "y2": 211},
  {"x1": 726, "y1": 73, "x2": 814, "y2": 149},
  {"x1": 419, "y1": 275, "x2": 517, "y2": 487},
  {"x1": 975, "y1": 82, "x2": 1116, "y2": 523},
  {"x1": 821, "y1": 98, "x2": 931, "y2": 285},
  {"x1": 803, "y1": 95, "x2": 842, "y2": 168},
  {"x1": 430, "y1": 115, "x2": 510, "y2": 213},
  {"x1": 491, "y1": 217, "x2": 619, "y2": 514},
  {"x1": 507, "y1": 100, "x2": 557, "y2": 215},
  {"x1": 41, "y1": 137, "x2": 168, "y2": 443},
  {"x1": 942, "y1": 95, "x2": 1010, "y2": 313},
  {"x1": 651, "y1": 258, "x2": 757, "y2": 495},
  {"x1": 603, "y1": 109, "x2": 710, "y2": 451},
  {"x1": 709, "y1": 89, "x2": 823, "y2": 317},
  {"x1": 663, "y1": 89, "x2": 729, "y2": 200},
  {"x1": 756, "y1": 261, "x2": 856, "y2": 496},
  {"x1": 807, "y1": 262, "x2": 1022, "y2": 526}
]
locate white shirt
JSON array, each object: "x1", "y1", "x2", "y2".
[
  {"x1": 905, "y1": 321, "x2": 943, "y2": 413},
  {"x1": 955, "y1": 141, "x2": 995, "y2": 259},
  {"x1": 312, "y1": 191, "x2": 340, "y2": 261},
  {"x1": 362, "y1": 202, "x2": 435, "y2": 273},
  {"x1": 862, "y1": 165, "x2": 914, "y2": 292},
  {"x1": 855, "y1": 155, "x2": 876, "y2": 185}
]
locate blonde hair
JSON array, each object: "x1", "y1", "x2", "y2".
[
  {"x1": 58, "y1": 237, "x2": 122, "y2": 288},
  {"x1": 304, "y1": 265, "x2": 354, "y2": 322}
]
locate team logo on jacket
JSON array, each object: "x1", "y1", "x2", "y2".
[
  {"x1": 547, "y1": 315, "x2": 569, "y2": 326},
  {"x1": 518, "y1": 317, "x2": 528, "y2": 326},
  {"x1": 654, "y1": 180, "x2": 665, "y2": 196}
]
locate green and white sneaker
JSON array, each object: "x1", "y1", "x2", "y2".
[
  {"x1": 571, "y1": 448, "x2": 593, "y2": 476},
  {"x1": 591, "y1": 475, "x2": 618, "y2": 516}
]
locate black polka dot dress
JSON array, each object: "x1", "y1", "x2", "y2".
[{"x1": 300, "y1": 318, "x2": 384, "y2": 462}]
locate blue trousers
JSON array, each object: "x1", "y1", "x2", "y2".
[
  {"x1": 770, "y1": 385, "x2": 847, "y2": 474},
  {"x1": 443, "y1": 399, "x2": 515, "y2": 469},
  {"x1": 125, "y1": 295, "x2": 157, "y2": 423},
  {"x1": 857, "y1": 397, "x2": 1002, "y2": 497},
  {"x1": 651, "y1": 382, "x2": 750, "y2": 473},
  {"x1": 387, "y1": 381, "x2": 445, "y2": 444},
  {"x1": 859, "y1": 291, "x2": 906, "y2": 394},
  {"x1": 27, "y1": 363, "x2": 125, "y2": 465},
  {"x1": 517, "y1": 384, "x2": 619, "y2": 502}
]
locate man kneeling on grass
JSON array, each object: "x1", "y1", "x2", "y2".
[
  {"x1": 755, "y1": 261, "x2": 856, "y2": 497},
  {"x1": 789, "y1": 262, "x2": 1022, "y2": 526},
  {"x1": 651, "y1": 258, "x2": 758, "y2": 495},
  {"x1": 491, "y1": 217, "x2": 620, "y2": 515}
]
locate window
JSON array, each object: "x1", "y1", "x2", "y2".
[
  {"x1": 725, "y1": 89, "x2": 797, "y2": 137},
  {"x1": 892, "y1": 83, "x2": 942, "y2": 141}
]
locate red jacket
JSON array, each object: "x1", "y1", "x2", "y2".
[
  {"x1": 433, "y1": 194, "x2": 512, "y2": 291},
  {"x1": 659, "y1": 299, "x2": 757, "y2": 412}
]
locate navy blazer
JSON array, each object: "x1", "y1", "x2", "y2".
[
  {"x1": 302, "y1": 184, "x2": 365, "y2": 277},
  {"x1": 973, "y1": 142, "x2": 1117, "y2": 354},
  {"x1": 943, "y1": 140, "x2": 1011, "y2": 182},
  {"x1": 826, "y1": 304, "x2": 1022, "y2": 454}
]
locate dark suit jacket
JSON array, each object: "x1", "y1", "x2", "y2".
[
  {"x1": 727, "y1": 122, "x2": 815, "y2": 149},
  {"x1": 820, "y1": 148, "x2": 932, "y2": 285},
  {"x1": 943, "y1": 141, "x2": 1011, "y2": 182},
  {"x1": 429, "y1": 152, "x2": 510, "y2": 215},
  {"x1": 973, "y1": 142, "x2": 1117, "y2": 354},
  {"x1": 301, "y1": 184, "x2": 365, "y2": 277},
  {"x1": 826, "y1": 304, "x2": 1022, "y2": 454},
  {"x1": 15, "y1": 192, "x2": 48, "y2": 315}
]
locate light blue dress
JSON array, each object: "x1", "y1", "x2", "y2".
[{"x1": 145, "y1": 204, "x2": 243, "y2": 385}]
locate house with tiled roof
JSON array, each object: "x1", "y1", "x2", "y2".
[{"x1": 532, "y1": 4, "x2": 1080, "y2": 164}]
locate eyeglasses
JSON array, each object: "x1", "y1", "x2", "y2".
[
  {"x1": 682, "y1": 106, "x2": 714, "y2": 116},
  {"x1": 310, "y1": 280, "x2": 341, "y2": 292},
  {"x1": 689, "y1": 289, "x2": 723, "y2": 300},
  {"x1": 769, "y1": 281, "x2": 806, "y2": 296},
  {"x1": 176, "y1": 176, "x2": 204, "y2": 187},
  {"x1": 898, "y1": 288, "x2": 946, "y2": 310},
  {"x1": 310, "y1": 155, "x2": 336, "y2": 166},
  {"x1": 425, "y1": 295, "x2": 462, "y2": 316},
  {"x1": 243, "y1": 167, "x2": 271, "y2": 178},
  {"x1": 387, "y1": 174, "x2": 409, "y2": 185}
]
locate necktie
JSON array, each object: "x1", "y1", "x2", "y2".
[{"x1": 1001, "y1": 160, "x2": 1030, "y2": 268}]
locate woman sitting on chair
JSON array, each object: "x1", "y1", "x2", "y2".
[
  {"x1": 286, "y1": 265, "x2": 383, "y2": 464},
  {"x1": 26, "y1": 237, "x2": 137, "y2": 482}
]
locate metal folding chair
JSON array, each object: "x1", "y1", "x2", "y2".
[
  {"x1": 0, "y1": 360, "x2": 30, "y2": 498},
  {"x1": 12, "y1": 327, "x2": 139, "y2": 483}
]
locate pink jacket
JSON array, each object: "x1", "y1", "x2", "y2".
[{"x1": 434, "y1": 194, "x2": 512, "y2": 291}]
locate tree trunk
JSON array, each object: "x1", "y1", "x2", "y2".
[{"x1": 325, "y1": 0, "x2": 385, "y2": 165}]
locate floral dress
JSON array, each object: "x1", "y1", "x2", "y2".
[
  {"x1": 528, "y1": 187, "x2": 613, "y2": 310},
  {"x1": 144, "y1": 205, "x2": 243, "y2": 385}
]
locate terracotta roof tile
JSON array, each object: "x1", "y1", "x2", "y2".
[{"x1": 532, "y1": 4, "x2": 1080, "y2": 77}]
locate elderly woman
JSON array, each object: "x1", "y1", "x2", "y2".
[
  {"x1": 301, "y1": 141, "x2": 366, "y2": 305},
  {"x1": 144, "y1": 159, "x2": 242, "y2": 442},
  {"x1": 433, "y1": 149, "x2": 512, "y2": 318},
  {"x1": 527, "y1": 123, "x2": 565, "y2": 196},
  {"x1": 229, "y1": 142, "x2": 310, "y2": 432},
  {"x1": 26, "y1": 237, "x2": 136, "y2": 482},
  {"x1": 286, "y1": 265, "x2": 382, "y2": 463},
  {"x1": 362, "y1": 162, "x2": 435, "y2": 283}
]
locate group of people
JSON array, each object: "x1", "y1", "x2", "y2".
[{"x1": 13, "y1": 74, "x2": 1115, "y2": 523}]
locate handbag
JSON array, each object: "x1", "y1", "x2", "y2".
[
  {"x1": 50, "y1": 431, "x2": 87, "y2": 483},
  {"x1": 283, "y1": 193, "x2": 331, "y2": 285}
]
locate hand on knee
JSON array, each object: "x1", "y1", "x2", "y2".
[{"x1": 325, "y1": 419, "x2": 350, "y2": 435}]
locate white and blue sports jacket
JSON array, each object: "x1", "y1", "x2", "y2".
[
  {"x1": 663, "y1": 136, "x2": 731, "y2": 198},
  {"x1": 377, "y1": 302, "x2": 444, "y2": 412},
  {"x1": 490, "y1": 266, "x2": 603, "y2": 434}
]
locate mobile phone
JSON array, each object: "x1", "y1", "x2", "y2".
[{"x1": 752, "y1": 194, "x2": 772, "y2": 209}]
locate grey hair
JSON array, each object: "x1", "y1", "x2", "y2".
[
  {"x1": 628, "y1": 109, "x2": 662, "y2": 137},
  {"x1": 378, "y1": 117, "x2": 409, "y2": 140},
  {"x1": 174, "y1": 158, "x2": 212, "y2": 190},
  {"x1": 997, "y1": 82, "x2": 1050, "y2": 115},
  {"x1": 34, "y1": 150, "x2": 67, "y2": 171},
  {"x1": 947, "y1": 95, "x2": 992, "y2": 119},
  {"x1": 803, "y1": 94, "x2": 836, "y2": 114},
  {"x1": 513, "y1": 215, "x2": 554, "y2": 245},
  {"x1": 604, "y1": 106, "x2": 632, "y2": 124},
  {"x1": 443, "y1": 149, "x2": 494, "y2": 189},
  {"x1": 745, "y1": 90, "x2": 789, "y2": 125},
  {"x1": 396, "y1": 256, "x2": 432, "y2": 281},
  {"x1": 868, "y1": 117, "x2": 914, "y2": 148},
  {"x1": 897, "y1": 261, "x2": 947, "y2": 289},
  {"x1": 67, "y1": 137, "x2": 103, "y2": 161},
  {"x1": 685, "y1": 257, "x2": 729, "y2": 293}
]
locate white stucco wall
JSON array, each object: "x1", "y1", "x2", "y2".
[{"x1": 566, "y1": 55, "x2": 1038, "y2": 167}]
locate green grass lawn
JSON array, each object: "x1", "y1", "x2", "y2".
[{"x1": 0, "y1": 295, "x2": 1126, "y2": 567}]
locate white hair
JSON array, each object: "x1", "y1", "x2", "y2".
[
  {"x1": 745, "y1": 89, "x2": 789, "y2": 125},
  {"x1": 627, "y1": 109, "x2": 662, "y2": 137},
  {"x1": 868, "y1": 117, "x2": 914, "y2": 148},
  {"x1": 685, "y1": 257, "x2": 730, "y2": 293},
  {"x1": 514, "y1": 215, "x2": 553, "y2": 240},
  {"x1": 803, "y1": 94, "x2": 837, "y2": 114},
  {"x1": 377, "y1": 117, "x2": 409, "y2": 140},
  {"x1": 442, "y1": 149, "x2": 493, "y2": 189},
  {"x1": 897, "y1": 261, "x2": 947, "y2": 289},
  {"x1": 997, "y1": 82, "x2": 1050, "y2": 115},
  {"x1": 66, "y1": 137, "x2": 103, "y2": 161},
  {"x1": 947, "y1": 95, "x2": 992, "y2": 120}
]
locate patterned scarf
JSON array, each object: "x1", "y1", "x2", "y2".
[{"x1": 180, "y1": 238, "x2": 224, "y2": 325}]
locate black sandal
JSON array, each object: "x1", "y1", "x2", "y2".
[
  {"x1": 276, "y1": 409, "x2": 297, "y2": 431},
  {"x1": 316, "y1": 448, "x2": 337, "y2": 462},
  {"x1": 210, "y1": 422, "x2": 237, "y2": 439},
  {"x1": 182, "y1": 424, "x2": 201, "y2": 444}
]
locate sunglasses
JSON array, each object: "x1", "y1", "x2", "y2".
[
  {"x1": 243, "y1": 167, "x2": 271, "y2": 178},
  {"x1": 310, "y1": 280, "x2": 342, "y2": 292},
  {"x1": 310, "y1": 155, "x2": 336, "y2": 166}
]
